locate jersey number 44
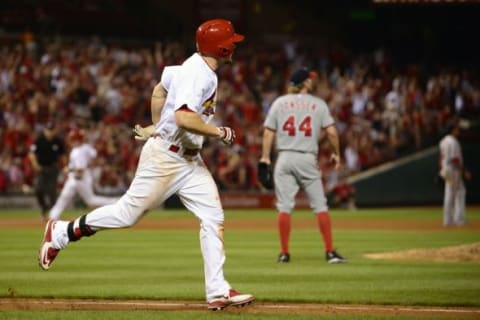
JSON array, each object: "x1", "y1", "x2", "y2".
[{"x1": 282, "y1": 115, "x2": 312, "y2": 136}]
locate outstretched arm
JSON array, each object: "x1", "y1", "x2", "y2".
[
  {"x1": 175, "y1": 108, "x2": 222, "y2": 137},
  {"x1": 175, "y1": 108, "x2": 235, "y2": 145}
]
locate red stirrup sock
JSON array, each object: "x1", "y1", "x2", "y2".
[
  {"x1": 278, "y1": 212, "x2": 291, "y2": 254},
  {"x1": 316, "y1": 212, "x2": 333, "y2": 252}
]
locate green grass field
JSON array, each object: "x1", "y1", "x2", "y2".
[{"x1": 1, "y1": 207, "x2": 479, "y2": 319}]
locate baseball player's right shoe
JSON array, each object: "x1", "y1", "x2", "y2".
[
  {"x1": 207, "y1": 289, "x2": 255, "y2": 311},
  {"x1": 38, "y1": 220, "x2": 60, "y2": 270},
  {"x1": 326, "y1": 250, "x2": 347, "y2": 264},
  {"x1": 277, "y1": 252, "x2": 290, "y2": 263}
]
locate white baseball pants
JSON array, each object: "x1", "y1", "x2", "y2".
[
  {"x1": 443, "y1": 170, "x2": 466, "y2": 226},
  {"x1": 52, "y1": 137, "x2": 231, "y2": 301}
]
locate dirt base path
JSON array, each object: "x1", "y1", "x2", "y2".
[{"x1": 1, "y1": 298, "x2": 480, "y2": 318}]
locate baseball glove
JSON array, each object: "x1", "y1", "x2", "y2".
[{"x1": 257, "y1": 162, "x2": 274, "y2": 190}]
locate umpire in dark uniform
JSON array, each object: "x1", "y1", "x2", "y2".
[{"x1": 28, "y1": 122, "x2": 65, "y2": 220}]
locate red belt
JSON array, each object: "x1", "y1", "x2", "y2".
[
  {"x1": 168, "y1": 144, "x2": 200, "y2": 156},
  {"x1": 151, "y1": 134, "x2": 199, "y2": 156}
]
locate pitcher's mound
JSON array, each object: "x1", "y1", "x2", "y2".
[{"x1": 365, "y1": 242, "x2": 480, "y2": 263}]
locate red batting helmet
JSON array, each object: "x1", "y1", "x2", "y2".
[
  {"x1": 196, "y1": 19, "x2": 244, "y2": 58},
  {"x1": 68, "y1": 129, "x2": 85, "y2": 142}
]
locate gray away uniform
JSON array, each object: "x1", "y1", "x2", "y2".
[{"x1": 264, "y1": 93, "x2": 334, "y2": 213}]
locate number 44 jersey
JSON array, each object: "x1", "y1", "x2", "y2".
[{"x1": 263, "y1": 93, "x2": 334, "y2": 155}]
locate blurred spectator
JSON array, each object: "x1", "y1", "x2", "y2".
[
  {"x1": 343, "y1": 136, "x2": 360, "y2": 174},
  {"x1": 0, "y1": 33, "x2": 479, "y2": 196},
  {"x1": 93, "y1": 161, "x2": 127, "y2": 196}
]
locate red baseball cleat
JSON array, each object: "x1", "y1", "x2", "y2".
[
  {"x1": 38, "y1": 220, "x2": 60, "y2": 270},
  {"x1": 208, "y1": 289, "x2": 255, "y2": 311}
]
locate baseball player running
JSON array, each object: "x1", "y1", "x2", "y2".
[
  {"x1": 259, "y1": 68, "x2": 347, "y2": 264},
  {"x1": 48, "y1": 129, "x2": 118, "y2": 220},
  {"x1": 39, "y1": 19, "x2": 254, "y2": 310}
]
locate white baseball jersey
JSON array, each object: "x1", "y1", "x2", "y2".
[
  {"x1": 160, "y1": 65, "x2": 180, "y2": 92},
  {"x1": 155, "y1": 53, "x2": 217, "y2": 149},
  {"x1": 439, "y1": 135, "x2": 462, "y2": 179},
  {"x1": 68, "y1": 143, "x2": 97, "y2": 175}
]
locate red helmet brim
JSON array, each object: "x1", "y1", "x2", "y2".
[{"x1": 231, "y1": 33, "x2": 245, "y2": 43}]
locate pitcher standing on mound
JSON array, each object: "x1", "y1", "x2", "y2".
[{"x1": 39, "y1": 19, "x2": 254, "y2": 311}]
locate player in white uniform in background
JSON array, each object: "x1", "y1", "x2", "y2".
[
  {"x1": 259, "y1": 68, "x2": 347, "y2": 264},
  {"x1": 48, "y1": 129, "x2": 118, "y2": 220},
  {"x1": 39, "y1": 19, "x2": 254, "y2": 311},
  {"x1": 439, "y1": 121, "x2": 470, "y2": 226}
]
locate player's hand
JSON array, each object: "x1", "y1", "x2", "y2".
[
  {"x1": 133, "y1": 124, "x2": 152, "y2": 141},
  {"x1": 217, "y1": 127, "x2": 236, "y2": 145},
  {"x1": 330, "y1": 153, "x2": 341, "y2": 170}
]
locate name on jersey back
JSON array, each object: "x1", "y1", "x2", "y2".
[{"x1": 279, "y1": 99, "x2": 318, "y2": 112}]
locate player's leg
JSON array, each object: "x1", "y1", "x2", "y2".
[
  {"x1": 274, "y1": 153, "x2": 299, "y2": 262},
  {"x1": 453, "y1": 180, "x2": 466, "y2": 226},
  {"x1": 51, "y1": 147, "x2": 175, "y2": 246},
  {"x1": 177, "y1": 159, "x2": 254, "y2": 308},
  {"x1": 40, "y1": 173, "x2": 165, "y2": 270},
  {"x1": 45, "y1": 166, "x2": 60, "y2": 211},
  {"x1": 299, "y1": 155, "x2": 346, "y2": 263},
  {"x1": 443, "y1": 181, "x2": 455, "y2": 226},
  {"x1": 34, "y1": 170, "x2": 49, "y2": 217},
  {"x1": 39, "y1": 139, "x2": 175, "y2": 269},
  {"x1": 177, "y1": 161, "x2": 230, "y2": 300},
  {"x1": 63, "y1": 139, "x2": 187, "y2": 233},
  {"x1": 49, "y1": 177, "x2": 77, "y2": 220},
  {"x1": 302, "y1": 172, "x2": 334, "y2": 252}
]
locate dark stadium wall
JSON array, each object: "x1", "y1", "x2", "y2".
[
  {"x1": 352, "y1": 142, "x2": 480, "y2": 206},
  {"x1": 2, "y1": 0, "x2": 479, "y2": 66}
]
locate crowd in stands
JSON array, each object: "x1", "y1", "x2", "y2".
[{"x1": 1, "y1": 32, "x2": 479, "y2": 200}]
